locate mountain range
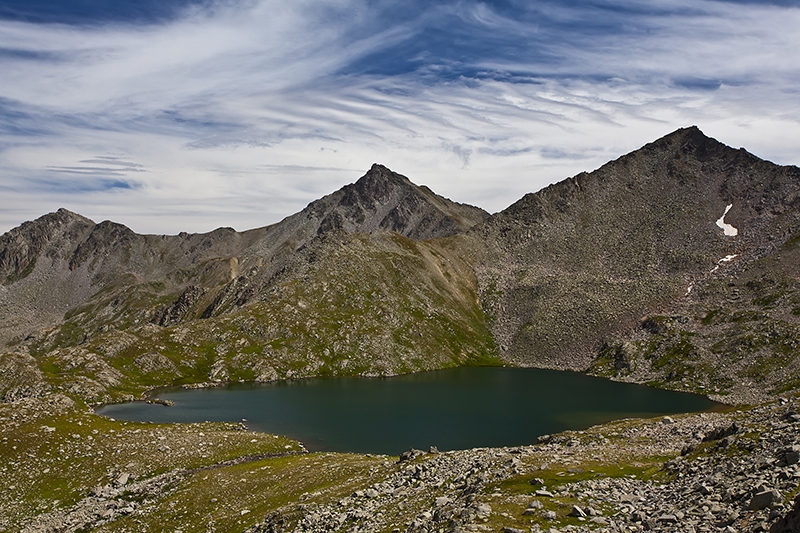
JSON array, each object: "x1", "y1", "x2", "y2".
[{"x1": 2, "y1": 126, "x2": 800, "y2": 405}]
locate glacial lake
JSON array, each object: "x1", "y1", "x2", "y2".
[{"x1": 97, "y1": 367, "x2": 721, "y2": 455}]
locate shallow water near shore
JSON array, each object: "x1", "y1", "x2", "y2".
[{"x1": 97, "y1": 367, "x2": 721, "y2": 455}]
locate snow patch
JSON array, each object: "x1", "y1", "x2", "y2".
[
  {"x1": 710, "y1": 253, "x2": 739, "y2": 273},
  {"x1": 716, "y1": 204, "x2": 738, "y2": 236},
  {"x1": 686, "y1": 254, "x2": 738, "y2": 296}
]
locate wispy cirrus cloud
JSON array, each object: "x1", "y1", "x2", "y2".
[
  {"x1": 47, "y1": 156, "x2": 147, "y2": 176},
  {"x1": 0, "y1": 0, "x2": 799, "y2": 234}
]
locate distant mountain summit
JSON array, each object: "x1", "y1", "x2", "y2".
[
  {"x1": 2, "y1": 127, "x2": 800, "y2": 404},
  {"x1": 302, "y1": 163, "x2": 489, "y2": 239}
]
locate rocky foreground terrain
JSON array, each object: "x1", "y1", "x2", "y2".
[
  {"x1": 271, "y1": 398, "x2": 800, "y2": 533},
  {"x1": 2, "y1": 389, "x2": 798, "y2": 532}
]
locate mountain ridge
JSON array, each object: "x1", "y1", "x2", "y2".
[
  {"x1": 2, "y1": 126, "x2": 800, "y2": 405},
  {"x1": 0, "y1": 164, "x2": 489, "y2": 347}
]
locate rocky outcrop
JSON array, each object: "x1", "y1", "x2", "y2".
[
  {"x1": 772, "y1": 495, "x2": 800, "y2": 533},
  {"x1": 0, "y1": 352, "x2": 50, "y2": 402},
  {"x1": 153, "y1": 285, "x2": 207, "y2": 326}
]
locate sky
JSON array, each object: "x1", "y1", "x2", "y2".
[{"x1": 1, "y1": 0, "x2": 799, "y2": 235}]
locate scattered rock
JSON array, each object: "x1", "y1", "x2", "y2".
[
  {"x1": 778, "y1": 446, "x2": 800, "y2": 466},
  {"x1": 750, "y1": 490, "x2": 783, "y2": 511},
  {"x1": 571, "y1": 505, "x2": 587, "y2": 518},
  {"x1": 434, "y1": 496, "x2": 450, "y2": 507},
  {"x1": 771, "y1": 495, "x2": 800, "y2": 533},
  {"x1": 398, "y1": 449, "x2": 426, "y2": 462}
]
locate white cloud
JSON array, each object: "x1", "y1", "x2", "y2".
[{"x1": 1, "y1": 0, "x2": 799, "y2": 234}]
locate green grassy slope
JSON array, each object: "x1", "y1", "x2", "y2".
[{"x1": 10, "y1": 232, "x2": 497, "y2": 404}]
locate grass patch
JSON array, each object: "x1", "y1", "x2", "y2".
[
  {"x1": 0, "y1": 398, "x2": 303, "y2": 531},
  {"x1": 97, "y1": 453, "x2": 384, "y2": 533},
  {"x1": 701, "y1": 308, "x2": 721, "y2": 325},
  {"x1": 482, "y1": 455, "x2": 671, "y2": 532}
]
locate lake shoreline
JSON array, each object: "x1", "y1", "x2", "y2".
[{"x1": 97, "y1": 366, "x2": 723, "y2": 455}]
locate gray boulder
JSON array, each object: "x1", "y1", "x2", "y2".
[{"x1": 749, "y1": 489, "x2": 782, "y2": 510}]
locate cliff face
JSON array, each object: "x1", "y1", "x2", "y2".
[{"x1": 2, "y1": 127, "x2": 800, "y2": 404}]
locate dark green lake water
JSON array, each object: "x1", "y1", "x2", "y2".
[{"x1": 97, "y1": 367, "x2": 720, "y2": 455}]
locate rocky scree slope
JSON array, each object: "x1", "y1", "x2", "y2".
[
  {"x1": 462, "y1": 127, "x2": 800, "y2": 402},
  {"x1": 591, "y1": 226, "x2": 800, "y2": 404}
]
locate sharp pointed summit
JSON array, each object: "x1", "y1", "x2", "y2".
[{"x1": 303, "y1": 163, "x2": 489, "y2": 240}]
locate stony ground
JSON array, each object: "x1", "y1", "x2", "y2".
[
  {"x1": 247, "y1": 395, "x2": 800, "y2": 533},
  {"x1": 3, "y1": 391, "x2": 799, "y2": 533}
]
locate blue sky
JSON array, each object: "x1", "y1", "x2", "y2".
[{"x1": 1, "y1": 0, "x2": 799, "y2": 234}]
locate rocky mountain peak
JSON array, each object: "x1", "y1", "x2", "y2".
[
  {"x1": 306, "y1": 164, "x2": 489, "y2": 241},
  {"x1": 0, "y1": 208, "x2": 95, "y2": 284},
  {"x1": 635, "y1": 125, "x2": 734, "y2": 163},
  {"x1": 350, "y1": 163, "x2": 412, "y2": 203},
  {"x1": 23, "y1": 208, "x2": 94, "y2": 232},
  {"x1": 494, "y1": 126, "x2": 787, "y2": 228}
]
